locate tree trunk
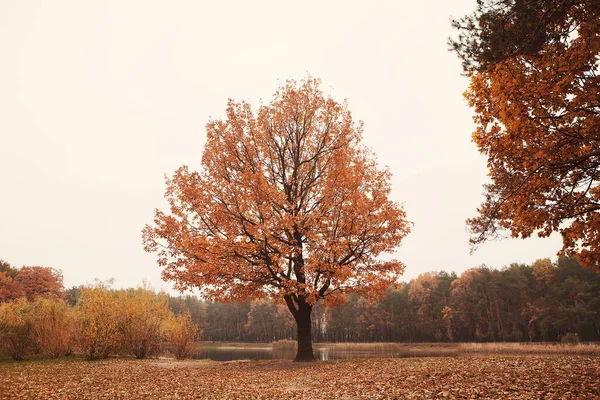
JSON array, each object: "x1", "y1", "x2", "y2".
[
  {"x1": 294, "y1": 302, "x2": 315, "y2": 362},
  {"x1": 284, "y1": 294, "x2": 316, "y2": 362}
]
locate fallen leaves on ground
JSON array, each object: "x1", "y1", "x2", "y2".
[{"x1": 1, "y1": 355, "x2": 599, "y2": 399}]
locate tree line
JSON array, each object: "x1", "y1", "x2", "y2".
[
  {"x1": 2, "y1": 255, "x2": 599, "y2": 361},
  {"x1": 167, "y1": 256, "x2": 600, "y2": 343}
]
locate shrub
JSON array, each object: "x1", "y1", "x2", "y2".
[
  {"x1": 165, "y1": 311, "x2": 198, "y2": 360},
  {"x1": 73, "y1": 285, "x2": 120, "y2": 360},
  {"x1": 0, "y1": 299, "x2": 35, "y2": 360},
  {"x1": 32, "y1": 297, "x2": 73, "y2": 358},
  {"x1": 117, "y1": 288, "x2": 169, "y2": 359}
]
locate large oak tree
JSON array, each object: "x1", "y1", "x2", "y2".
[
  {"x1": 451, "y1": 0, "x2": 600, "y2": 269},
  {"x1": 143, "y1": 78, "x2": 411, "y2": 361}
]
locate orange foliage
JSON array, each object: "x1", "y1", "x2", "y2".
[
  {"x1": 464, "y1": 2, "x2": 600, "y2": 269},
  {"x1": 143, "y1": 77, "x2": 411, "y2": 360},
  {"x1": 408, "y1": 272, "x2": 439, "y2": 319},
  {"x1": 0, "y1": 271, "x2": 25, "y2": 303},
  {"x1": 408, "y1": 273, "x2": 442, "y2": 340},
  {"x1": 532, "y1": 258, "x2": 556, "y2": 285},
  {"x1": 15, "y1": 266, "x2": 64, "y2": 301},
  {"x1": 143, "y1": 77, "x2": 410, "y2": 306}
]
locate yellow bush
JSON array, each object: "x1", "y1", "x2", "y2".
[
  {"x1": 0, "y1": 298, "x2": 35, "y2": 360},
  {"x1": 32, "y1": 297, "x2": 73, "y2": 358},
  {"x1": 73, "y1": 285, "x2": 120, "y2": 360},
  {"x1": 165, "y1": 311, "x2": 198, "y2": 360},
  {"x1": 117, "y1": 288, "x2": 169, "y2": 359}
]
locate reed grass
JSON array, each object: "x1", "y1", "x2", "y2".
[
  {"x1": 314, "y1": 342, "x2": 459, "y2": 357},
  {"x1": 458, "y1": 342, "x2": 600, "y2": 355},
  {"x1": 316, "y1": 341, "x2": 600, "y2": 356},
  {"x1": 271, "y1": 340, "x2": 297, "y2": 350},
  {"x1": 316, "y1": 342, "x2": 403, "y2": 352}
]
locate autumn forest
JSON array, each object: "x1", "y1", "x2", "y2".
[
  {"x1": 2, "y1": 255, "x2": 599, "y2": 359},
  {"x1": 2, "y1": 0, "x2": 600, "y2": 398},
  {"x1": 177, "y1": 257, "x2": 600, "y2": 344}
]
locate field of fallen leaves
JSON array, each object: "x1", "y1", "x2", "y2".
[{"x1": 1, "y1": 355, "x2": 599, "y2": 399}]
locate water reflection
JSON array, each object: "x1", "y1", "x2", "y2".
[
  {"x1": 192, "y1": 348, "x2": 292, "y2": 361},
  {"x1": 190, "y1": 346, "x2": 458, "y2": 362}
]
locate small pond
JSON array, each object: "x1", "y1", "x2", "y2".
[{"x1": 190, "y1": 345, "x2": 458, "y2": 362}]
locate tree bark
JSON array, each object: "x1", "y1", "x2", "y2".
[{"x1": 293, "y1": 301, "x2": 315, "y2": 362}]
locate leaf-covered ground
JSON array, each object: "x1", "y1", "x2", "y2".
[{"x1": 1, "y1": 356, "x2": 598, "y2": 399}]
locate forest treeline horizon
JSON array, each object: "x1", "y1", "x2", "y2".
[{"x1": 2, "y1": 256, "x2": 599, "y2": 345}]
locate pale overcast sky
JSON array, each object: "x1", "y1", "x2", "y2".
[{"x1": 0, "y1": 1, "x2": 563, "y2": 293}]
